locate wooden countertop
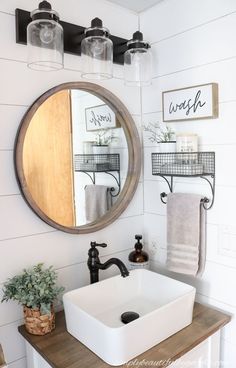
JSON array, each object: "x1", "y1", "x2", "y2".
[{"x1": 18, "y1": 303, "x2": 230, "y2": 368}]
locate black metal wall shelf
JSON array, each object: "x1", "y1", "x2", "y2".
[
  {"x1": 74, "y1": 154, "x2": 121, "y2": 197},
  {"x1": 151, "y1": 152, "x2": 215, "y2": 210}
]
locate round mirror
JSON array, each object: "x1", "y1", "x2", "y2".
[{"x1": 14, "y1": 82, "x2": 141, "y2": 233}]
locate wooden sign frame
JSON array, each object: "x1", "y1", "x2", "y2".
[
  {"x1": 85, "y1": 104, "x2": 119, "y2": 131},
  {"x1": 162, "y1": 83, "x2": 218, "y2": 122}
]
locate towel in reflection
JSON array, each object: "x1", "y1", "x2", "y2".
[
  {"x1": 85, "y1": 185, "x2": 111, "y2": 223},
  {"x1": 166, "y1": 193, "x2": 206, "y2": 277}
]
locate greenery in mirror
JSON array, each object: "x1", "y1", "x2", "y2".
[
  {"x1": 143, "y1": 122, "x2": 175, "y2": 143},
  {"x1": 1, "y1": 263, "x2": 64, "y2": 315},
  {"x1": 93, "y1": 129, "x2": 118, "y2": 146}
]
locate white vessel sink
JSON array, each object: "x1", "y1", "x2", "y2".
[{"x1": 63, "y1": 269, "x2": 196, "y2": 366}]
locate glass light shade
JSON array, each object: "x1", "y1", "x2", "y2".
[
  {"x1": 124, "y1": 34, "x2": 152, "y2": 87},
  {"x1": 81, "y1": 19, "x2": 113, "y2": 80},
  {"x1": 27, "y1": 4, "x2": 64, "y2": 71}
]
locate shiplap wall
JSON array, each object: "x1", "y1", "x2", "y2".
[
  {"x1": 0, "y1": 1, "x2": 142, "y2": 367},
  {"x1": 140, "y1": 0, "x2": 236, "y2": 366}
]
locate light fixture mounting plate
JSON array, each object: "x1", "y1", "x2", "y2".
[{"x1": 15, "y1": 8, "x2": 129, "y2": 65}]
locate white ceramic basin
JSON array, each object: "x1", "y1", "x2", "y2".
[{"x1": 63, "y1": 269, "x2": 196, "y2": 366}]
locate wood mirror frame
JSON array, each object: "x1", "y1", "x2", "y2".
[{"x1": 14, "y1": 82, "x2": 141, "y2": 234}]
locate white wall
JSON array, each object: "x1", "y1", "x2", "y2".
[
  {"x1": 140, "y1": 0, "x2": 236, "y2": 366},
  {"x1": 0, "y1": 1, "x2": 142, "y2": 367}
]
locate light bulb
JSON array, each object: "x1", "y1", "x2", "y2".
[
  {"x1": 39, "y1": 25, "x2": 55, "y2": 44},
  {"x1": 90, "y1": 39, "x2": 104, "y2": 57},
  {"x1": 132, "y1": 51, "x2": 142, "y2": 64}
]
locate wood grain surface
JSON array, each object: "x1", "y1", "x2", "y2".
[
  {"x1": 22, "y1": 90, "x2": 75, "y2": 227},
  {"x1": 18, "y1": 303, "x2": 231, "y2": 368}
]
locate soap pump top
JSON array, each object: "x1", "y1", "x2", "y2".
[{"x1": 128, "y1": 235, "x2": 149, "y2": 268}]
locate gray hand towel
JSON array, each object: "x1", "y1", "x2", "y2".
[
  {"x1": 85, "y1": 185, "x2": 111, "y2": 223},
  {"x1": 166, "y1": 193, "x2": 206, "y2": 277}
]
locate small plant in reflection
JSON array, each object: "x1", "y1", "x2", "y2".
[
  {"x1": 143, "y1": 122, "x2": 175, "y2": 143},
  {"x1": 93, "y1": 129, "x2": 119, "y2": 146}
]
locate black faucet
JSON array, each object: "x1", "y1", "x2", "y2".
[{"x1": 88, "y1": 242, "x2": 130, "y2": 284}]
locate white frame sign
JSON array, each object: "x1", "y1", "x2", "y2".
[
  {"x1": 162, "y1": 83, "x2": 218, "y2": 122},
  {"x1": 85, "y1": 104, "x2": 117, "y2": 131}
]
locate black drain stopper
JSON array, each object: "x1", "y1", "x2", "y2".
[{"x1": 121, "y1": 311, "x2": 140, "y2": 324}]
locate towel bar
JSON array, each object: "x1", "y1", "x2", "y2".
[
  {"x1": 75, "y1": 154, "x2": 121, "y2": 197},
  {"x1": 160, "y1": 192, "x2": 210, "y2": 210},
  {"x1": 84, "y1": 185, "x2": 118, "y2": 197},
  {"x1": 151, "y1": 152, "x2": 215, "y2": 210}
]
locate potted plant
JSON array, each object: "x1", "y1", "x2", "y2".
[
  {"x1": 143, "y1": 122, "x2": 176, "y2": 152},
  {"x1": 1, "y1": 263, "x2": 64, "y2": 336},
  {"x1": 92, "y1": 129, "x2": 118, "y2": 155}
]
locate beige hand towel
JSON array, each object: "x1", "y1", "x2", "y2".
[
  {"x1": 85, "y1": 185, "x2": 111, "y2": 223},
  {"x1": 166, "y1": 193, "x2": 206, "y2": 277}
]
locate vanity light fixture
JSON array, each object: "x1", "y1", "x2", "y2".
[
  {"x1": 27, "y1": 1, "x2": 64, "y2": 71},
  {"x1": 81, "y1": 18, "x2": 113, "y2": 80},
  {"x1": 15, "y1": 4, "x2": 152, "y2": 84},
  {"x1": 124, "y1": 31, "x2": 152, "y2": 86}
]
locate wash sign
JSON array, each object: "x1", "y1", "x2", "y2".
[
  {"x1": 85, "y1": 104, "x2": 117, "y2": 131},
  {"x1": 162, "y1": 83, "x2": 218, "y2": 122}
]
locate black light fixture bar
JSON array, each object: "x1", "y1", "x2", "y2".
[{"x1": 15, "y1": 8, "x2": 129, "y2": 65}]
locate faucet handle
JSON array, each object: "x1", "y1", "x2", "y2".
[{"x1": 90, "y1": 242, "x2": 107, "y2": 249}]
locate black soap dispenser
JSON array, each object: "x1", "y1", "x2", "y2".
[{"x1": 129, "y1": 235, "x2": 149, "y2": 270}]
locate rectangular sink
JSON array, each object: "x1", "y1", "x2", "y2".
[{"x1": 63, "y1": 269, "x2": 196, "y2": 366}]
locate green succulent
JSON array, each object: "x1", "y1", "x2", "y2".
[{"x1": 1, "y1": 263, "x2": 64, "y2": 315}]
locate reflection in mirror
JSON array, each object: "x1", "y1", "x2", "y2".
[{"x1": 22, "y1": 89, "x2": 128, "y2": 228}]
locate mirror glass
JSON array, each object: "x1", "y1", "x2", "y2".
[{"x1": 15, "y1": 83, "x2": 141, "y2": 233}]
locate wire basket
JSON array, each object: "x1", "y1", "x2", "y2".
[
  {"x1": 152, "y1": 152, "x2": 215, "y2": 177},
  {"x1": 74, "y1": 154, "x2": 120, "y2": 172}
]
